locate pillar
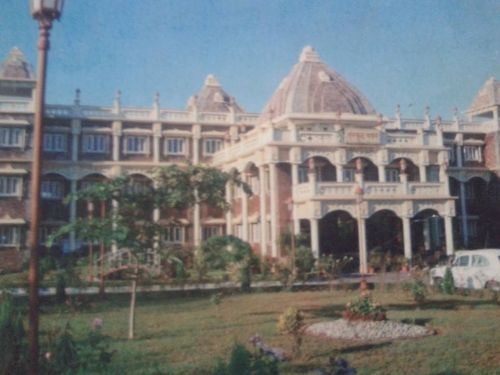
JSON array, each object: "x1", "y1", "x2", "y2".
[
  {"x1": 69, "y1": 179, "x2": 77, "y2": 251},
  {"x1": 291, "y1": 163, "x2": 299, "y2": 186},
  {"x1": 153, "y1": 122, "x2": 161, "y2": 164},
  {"x1": 194, "y1": 201, "x2": 201, "y2": 246},
  {"x1": 444, "y1": 215, "x2": 454, "y2": 256},
  {"x1": 111, "y1": 199, "x2": 119, "y2": 253},
  {"x1": 419, "y1": 165, "x2": 427, "y2": 182},
  {"x1": 70, "y1": 119, "x2": 80, "y2": 162},
  {"x1": 225, "y1": 182, "x2": 233, "y2": 236},
  {"x1": 242, "y1": 173, "x2": 249, "y2": 241},
  {"x1": 336, "y1": 165, "x2": 344, "y2": 182},
  {"x1": 310, "y1": 218, "x2": 319, "y2": 258},
  {"x1": 459, "y1": 181, "x2": 469, "y2": 247},
  {"x1": 402, "y1": 216, "x2": 412, "y2": 260},
  {"x1": 378, "y1": 165, "x2": 386, "y2": 182},
  {"x1": 269, "y1": 163, "x2": 278, "y2": 257},
  {"x1": 357, "y1": 217, "x2": 368, "y2": 274},
  {"x1": 112, "y1": 121, "x2": 122, "y2": 162},
  {"x1": 259, "y1": 165, "x2": 267, "y2": 256},
  {"x1": 192, "y1": 124, "x2": 201, "y2": 164}
]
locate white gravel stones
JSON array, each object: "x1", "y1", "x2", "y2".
[{"x1": 305, "y1": 319, "x2": 434, "y2": 341}]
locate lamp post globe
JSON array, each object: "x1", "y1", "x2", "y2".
[{"x1": 28, "y1": 1, "x2": 63, "y2": 374}]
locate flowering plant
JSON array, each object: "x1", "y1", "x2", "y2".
[{"x1": 342, "y1": 292, "x2": 386, "y2": 321}]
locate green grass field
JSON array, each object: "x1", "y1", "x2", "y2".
[{"x1": 36, "y1": 286, "x2": 500, "y2": 375}]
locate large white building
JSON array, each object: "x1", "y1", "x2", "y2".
[{"x1": 1, "y1": 46, "x2": 499, "y2": 272}]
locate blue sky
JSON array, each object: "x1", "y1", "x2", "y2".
[{"x1": 1, "y1": 0, "x2": 499, "y2": 118}]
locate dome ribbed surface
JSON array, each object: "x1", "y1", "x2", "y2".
[
  {"x1": 260, "y1": 46, "x2": 375, "y2": 121},
  {"x1": 0, "y1": 48, "x2": 35, "y2": 80},
  {"x1": 468, "y1": 77, "x2": 500, "y2": 113},
  {"x1": 187, "y1": 74, "x2": 243, "y2": 113}
]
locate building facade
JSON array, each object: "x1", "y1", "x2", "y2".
[{"x1": 1, "y1": 46, "x2": 500, "y2": 273}]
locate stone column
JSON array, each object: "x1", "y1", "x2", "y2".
[
  {"x1": 269, "y1": 163, "x2": 278, "y2": 257},
  {"x1": 444, "y1": 215, "x2": 454, "y2": 256},
  {"x1": 225, "y1": 182, "x2": 233, "y2": 236},
  {"x1": 310, "y1": 218, "x2": 319, "y2": 258},
  {"x1": 402, "y1": 216, "x2": 412, "y2": 260},
  {"x1": 242, "y1": 173, "x2": 249, "y2": 241},
  {"x1": 357, "y1": 217, "x2": 368, "y2": 274},
  {"x1": 152, "y1": 122, "x2": 162, "y2": 164},
  {"x1": 307, "y1": 159, "x2": 316, "y2": 195},
  {"x1": 259, "y1": 165, "x2": 267, "y2": 256},
  {"x1": 459, "y1": 181, "x2": 469, "y2": 248},
  {"x1": 291, "y1": 163, "x2": 299, "y2": 186},
  {"x1": 378, "y1": 165, "x2": 386, "y2": 182},
  {"x1": 192, "y1": 124, "x2": 201, "y2": 164},
  {"x1": 69, "y1": 179, "x2": 77, "y2": 251},
  {"x1": 112, "y1": 121, "x2": 122, "y2": 162},
  {"x1": 70, "y1": 119, "x2": 81, "y2": 162},
  {"x1": 336, "y1": 165, "x2": 344, "y2": 182}
]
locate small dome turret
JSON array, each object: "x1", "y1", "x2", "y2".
[
  {"x1": 187, "y1": 74, "x2": 243, "y2": 113},
  {"x1": 0, "y1": 48, "x2": 35, "y2": 80}
]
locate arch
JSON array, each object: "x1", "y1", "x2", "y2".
[
  {"x1": 319, "y1": 210, "x2": 359, "y2": 270},
  {"x1": 366, "y1": 209, "x2": 404, "y2": 269},
  {"x1": 411, "y1": 209, "x2": 444, "y2": 256},
  {"x1": 345, "y1": 157, "x2": 378, "y2": 182},
  {"x1": 386, "y1": 157, "x2": 420, "y2": 182},
  {"x1": 301, "y1": 156, "x2": 337, "y2": 182}
]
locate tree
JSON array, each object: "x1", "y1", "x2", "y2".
[{"x1": 49, "y1": 165, "x2": 250, "y2": 339}]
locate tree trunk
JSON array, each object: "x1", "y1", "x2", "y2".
[
  {"x1": 99, "y1": 201, "x2": 106, "y2": 298},
  {"x1": 128, "y1": 267, "x2": 138, "y2": 340}
]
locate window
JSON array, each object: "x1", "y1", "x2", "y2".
[
  {"x1": 426, "y1": 165, "x2": 440, "y2": 182},
  {"x1": 463, "y1": 146, "x2": 482, "y2": 162},
  {"x1": 204, "y1": 139, "x2": 223, "y2": 155},
  {"x1": 202, "y1": 226, "x2": 221, "y2": 240},
  {"x1": 82, "y1": 134, "x2": 110, "y2": 153},
  {"x1": 298, "y1": 166, "x2": 309, "y2": 184},
  {"x1": 472, "y1": 255, "x2": 489, "y2": 267},
  {"x1": 43, "y1": 133, "x2": 66, "y2": 152},
  {"x1": 165, "y1": 138, "x2": 185, "y2": 155},
  {"x1": 454, "y1": 256, "x2": 469, "y2": 267},
  {"x1": 250, "y1": 223, "x2": 260, "y2": 243},
  {"x1": 466, "y1": 219, "x2": 478, "y2": 236},
  {"x1": 40, "y1": 226, "x2": 59, "y2": 245},
  {"x1": 0, "y1": 176, "x2": 21, "y2": 197},
  {"x1": 343, "y1": 168, "x2": 355, "y2": 182},
  {"x1": 124, "y1": 136, "x2": 148, "y2": 154},
  {"x1": 41, "y1": 180, "x2": 64, "y2": 199},
  {"x1": 126, "y1": 181, "x2": 150, "y2": 194},
  {"x1": 0, "y1": 226, "x2": 20, "y2": 246},
  {"x1": 465, "y1": 184, "x2": 475, "y2": 199},
  {"x1": 0, "y1": 128, "x2": 24, "y2": 147},
  {"x1": 447, "y1": 146, "x2": 457, "y2": 166},
  {"x1": 233, "y1": 224, "x2": 242, "y2": 238},
  {"x1": 385, "y1": 168, "x2": 400, "y2": 182},
  {"x1": 164, "y1": 226, "x2": 183, "y2": 243}
]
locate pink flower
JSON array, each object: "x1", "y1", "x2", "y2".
[{"x1": 92, "y1": 317, "x2": 103, "y2": 330}]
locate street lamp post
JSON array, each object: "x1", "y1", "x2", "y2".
[{"x1": 29, "y1": 1, "x2": 63, "y2": 373}]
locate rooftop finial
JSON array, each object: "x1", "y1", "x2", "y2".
[
  {"x1": 204, "y1": 74, "x2": 220, "y2": 86},
  {"x1": 299, "y1": 46, "x2": 320, "y2": 62},
  {"x1": 154, "y1": 92, "x2": 160, "y2": 106},
  {"x1": 74, "y1": 88, "x2": 81, "y2": 105}
]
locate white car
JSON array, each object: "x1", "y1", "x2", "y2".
[{"x1": 430, "y1": 249, "x2": 500, "y2": 291}]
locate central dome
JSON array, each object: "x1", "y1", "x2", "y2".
[{"x1": 260, "y1": 46, "x2": 375, "y2": 121}]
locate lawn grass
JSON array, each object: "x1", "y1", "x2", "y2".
[{"x1": 37, "y1": 287, "x2": 500, "y2": 375}]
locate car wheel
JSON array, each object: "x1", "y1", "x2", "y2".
[{"x1": 485, "y1": 281, "x2": 500, "y2": 292}]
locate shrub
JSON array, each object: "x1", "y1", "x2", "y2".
[
  {"x1": 213, "y1": 342, "x2": 279, "y2": 375},
  {"x1": 408, "y1": 279, "x2": 427, "y2": 304},
  {"x1": 276, "y1": 307, "x2": 305, "y2": 357},
  {"x1": 55, "y1": 272, "x2": 67, "y2": 304},
  {"x1": 441, "y1": 267, "x2": 455, "y2": 295},
  {"x1": 294, "y1": 246, "x2": 315, "y2": 281},
  {"x1": 342, "y1": 292, "x2": 386, "y2": 321},
  {"x1": 0, "y1": 293, "x2": 27, "y2": 375}
]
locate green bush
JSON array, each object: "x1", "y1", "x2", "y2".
[
  {"x1": 55, "y1": 272, "x2": 67, "y2": 304},
  {"x1": 0, "y1": 293, "x2": 27, "y2": 375},
  {"x1": 295, "y1": 246, "x2": 315, "y2": 280},
  {"x1": 441, "y1": 267, "x2": 455, "y2": 295},
  {"x1": 343, "y1": 292, "x2": 386, "y2": 321},
  {"x1": 408, "y1": 279, "x2": 427, "y2": 304},
  {"x1": 213, "y1": 342, "x2": 279, "y2": 375}
]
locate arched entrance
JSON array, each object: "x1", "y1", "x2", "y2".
[
  {"x1": 411, "y1": 209, "x2": 444, "y2": 257},
  {"x1": 366, "y1": 210, "x2": 404, "y2": 270},
  {"x1": 319, "y1": 210, "x2": 359, "y2": 270}
]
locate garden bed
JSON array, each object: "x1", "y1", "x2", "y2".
[{"x1": 306, "y1": 319, "x2": 435, "y2": 341}]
